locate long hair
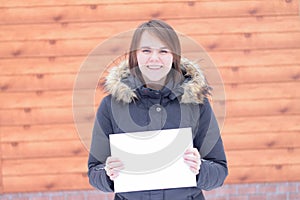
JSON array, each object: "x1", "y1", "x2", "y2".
[{"x1": 128, "y1": 19, "x2": 183, "y2": 85}]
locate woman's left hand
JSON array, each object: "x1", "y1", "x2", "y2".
[{"x1": 184, "y1": 148, "x2": 201, "y2": 175}]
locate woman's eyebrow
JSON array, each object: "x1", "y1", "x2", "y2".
[
  {"x1": 140, "y1": 46, "x2": 151, "y2": 48},
  {"x1": 139, "y1": 46, "x2": 169, "y2": 49}
]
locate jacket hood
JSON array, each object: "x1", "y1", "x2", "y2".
[{"x1": 104, "y1": 58, "x2": 211, "y2": 104}]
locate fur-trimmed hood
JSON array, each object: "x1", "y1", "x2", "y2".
[{"x1": 104, "y1": 58, "x2": 211, "y2": 104}]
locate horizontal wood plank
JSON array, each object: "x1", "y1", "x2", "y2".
[
  {"x1": 1, "y1": 48, "x2": 299, "y2": 79},
  {"x1": 0, "y1": 123, "x2": 91, "y2": 142},
  {"x1": 226, "y1": 164, "x2": 300, "y2": 183},
  {"x1": 1, "y1": 130, "x2": 300, "y2": 162},
  {"x1": 215, "y1": 65, "x2": 300, "y2": 84},
  {"x1": 3, "y1": 154, "x2": 300, "y2": 190},
  {"x1": 219, "y1": 82, "x2": 300, "y2": 101},
  {"x1": 1, "y1": 126, "x2": 299, "y2": 150},
  {"x1": 227, "y1": 148, "x2": 300, "y2": 166},
  {"x1": 2, "y1": 157, "x2": 87, "y2": 176},
  {"x1": 0, "y1": 90, "x2": 103, "y2": 108},
  {"x1": 0, "y1": 101, "x2": 288, "y2": 126},
  {"x1": 0, "y1": 1, "x2": 298, "y2": 24},
  {"x1": 1, "y1": 96, "x2": 300, "y2": 126},
  {"x1": 1, "y1": 47, "x2": 300, "y2": 75},
  {"x1": 0, "y1": 57, "x2": 83, "y2": 75},
  {"x1": 1, "y1": 32, "x2": 300, "y2": 58},
  {"x1": 3, "y1": 147, "x2": 300, "y2": 175},
  {"x1": 0, "y1": 0, "x2": 200, "y2": 8},
  {"x1": 1, "y1": 88, "x2": 300, "y2": 118},
  {"x1": 222, "y1": 115, "x2": 300, "y2": 134},
  {"x1": 0, "y1": 64, "x2": 299, "y2": 92},
  {"x1": 0, "y1": 106, "x2": 95, "y2": 125},
  {"x1": 1, "y1": 16, "x2": 300, "y2": 41},
  {"x1": 2, "y1": 113, "x2": 300, "y2": 138},
  {"x1": 223, "y1": 131, "x2": 300, "y2": 150},
  {"x1": 2, "y1": 173, "x2": 92, "y2": 193},
  {"x1": 1, "y1": 140, "x2": 89, "y2": 159},
  {"x1": 3, "y1": 164, "x2": 300, "y2": 192},
  {"x1": 3, "y1": 122, "x2": 299, "y2": 143},
  {"x1": 215, "y1": 98, "x2": 300, "y2": 117}
]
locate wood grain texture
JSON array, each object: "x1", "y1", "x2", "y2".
[
  {"x1": 227, "y1": 164, "x2": 300, "y2": 183},
  {"x1": 0, "y1": 0, "x2": 298, "y2": 25},
  {"x1": 2, "y1": 173, "x2": 92, "y2": 193},
  {"x1": 1, "y1": 16, "x2": 300, "y2": 41},
  {"x1": 1, "y1": 32, "x2": 300, "y2": 59},
  {"x1": 1, "y1": 0, "x2": 300, "y2": 194}
]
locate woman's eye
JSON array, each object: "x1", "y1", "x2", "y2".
[
  {"x1": 141, "y1": 49, "x2": 151, "y2": 53},
  {"x1": 160, "y1": 49, "x2": 170, "y2": 54}
]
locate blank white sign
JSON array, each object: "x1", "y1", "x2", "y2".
[{"x1": 109, "y1": 127, "x2": 196, "y2": 193}]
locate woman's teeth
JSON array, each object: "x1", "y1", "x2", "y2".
[{"x1": 147, "y1": 65, "x2": 162, "y2": 69}]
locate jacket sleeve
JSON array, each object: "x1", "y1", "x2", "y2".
[
  {"x1": 195, "y1": 98, "x2": 228, "y2": 191},
  {"x1": 87, "y1": 96, "x2": 114, "y2": 192}
]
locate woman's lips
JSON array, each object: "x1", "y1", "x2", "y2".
[{"x1": 147, "y1": 65, "x2": 162, "y2": 70}]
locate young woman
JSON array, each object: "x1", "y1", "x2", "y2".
[{"x1": 88, "y1": 19, "x2": 228, "y2": 200}]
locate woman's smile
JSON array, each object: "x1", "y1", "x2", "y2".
[{"x1": 146, "y1": 65, "x2": 163, "y2": 70}]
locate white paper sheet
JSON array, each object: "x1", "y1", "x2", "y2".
[{"x1": 109, "y1": 127, "x2": 196, "y2": 193}]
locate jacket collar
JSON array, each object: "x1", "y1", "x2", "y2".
[{"x1": 104, "y1": 58, "x2": 211, "y2": 104}]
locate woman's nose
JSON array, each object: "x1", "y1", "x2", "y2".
[{"x1": 149, "y1": 50, "x2": 159, "y2": 61}]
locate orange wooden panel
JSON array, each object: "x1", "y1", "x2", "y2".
[
  {"x1": 223, "y1": 131, "x2": 300, "y2": 150},
  {"x1": 0, "y1": 0, "x2": 298, "y2": 24},
  {"x1": 0, "y1": 63, "x2": 299, "y2": 92},
  {"x1": 0, "y1": 123, "x2": 90, "y2": 142},
  {"x1": 3, "y1": 164, "x2": 300, "y2": 193},
  {"x1": 0, "y1": 111, "x2": 299, "y2": 137},
  {"x1": 0, "y1": 1, "x2": 298, "y2": 25},
  {"x1": 215, "y1": 65, "x2": 300, "y2": 84},
  {"x1": 220, "y1": 82, "x2": 300, "y2": 101},
  {"x1": 215, "y1": 98, "x2": 300, "y2": 118},
  {"x1": 1, "y1": 93, "x2": 300, "y2": 119},
  {"x1": 0, "y1": 100, "x2": 290, "y2": 126},
  {"x1": 197, "y1": 49, "x2": 300, "y2": 68},
  {"x1": 0, "y1": 96, "x2": 300, "y2": 126},
  {"x1": 1, "y1": 48, "x2": 299, "y2": 80},
  {"x1": 226, "y1": 164, "x2": 300, "y2": 184},
  {"x1": 222, "y1": 115, "x2": 300, "y2": 134},
  {"x1": 0, "y1": 57, "x2": 83, "y2": 75},
  {"x1": 1, "y1": 140, "x2": 88, "y2": 159},
  {"x1": 2, "y1": 173, "x2": 92, "y2": 193},
  {"x1": 1, "y1": 32, "x2": 300, "y2": 58},
  {"x1": 1, "y1": 122, "x2": 299, "y2": 145},
  {"x1": 2, "y1": 156, "x2": 87, "y2": 176},
  {"x1": 0, "y1": 134, "x2": 2, "y2": 193},
  {"x1": 227, "y1": 148, "x2": 300, "y2": 166},
  {"x1": 0, "y1": 0, "x2": 198, "y2": 7},
  {"x1": 1, "y1": 46, "x2": 299, "y2": 76},
  {"x1": 0, "y1": 90, "x2": 104, "y2": 108},
  {"x1": 1, "y1": 16, "x2": 300, "y2": 41}
]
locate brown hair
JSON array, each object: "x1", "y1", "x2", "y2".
[{"x1": 128, "y1": 19, "x2": 183, "y2": 85}]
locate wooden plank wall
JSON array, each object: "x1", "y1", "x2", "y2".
[{"x1": 0, "y1": 0, "x2": 300, "y2": 193}]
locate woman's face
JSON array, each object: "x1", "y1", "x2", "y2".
[{"x1": 136, "y1": 31, "x2": 173, "y2": 87}]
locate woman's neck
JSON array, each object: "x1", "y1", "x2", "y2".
[{"x1": 145, "y1": 82, "x2": 164, "y2": 91}]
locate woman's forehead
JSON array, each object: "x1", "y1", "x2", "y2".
[{"x1": 138, "y1": 31, "x2": 167, "y2": 49}]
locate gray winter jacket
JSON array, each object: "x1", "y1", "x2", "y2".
[{"x1": 88, "y1": 58, "x2": 228, "y2": 200}]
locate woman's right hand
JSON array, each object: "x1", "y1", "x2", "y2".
[{"x1": 104, "y1": 156, "x2": 124, "y2": 180}]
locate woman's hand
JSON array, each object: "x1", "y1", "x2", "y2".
[
  {"x1": 184, "y1": 148, "x2": 201, "y2": 175},
  {"x1": 105, "y1": 156, "x2": 124, "y2": 180}
]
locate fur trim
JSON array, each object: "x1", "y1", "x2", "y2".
[
  {"x1": 104, "y1": 58, "x2": 211, "y2": 104},
  {"x1": 180, "y1": 58, "x2": 211, "y2": 104}
]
